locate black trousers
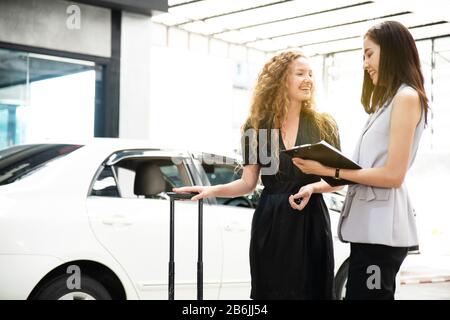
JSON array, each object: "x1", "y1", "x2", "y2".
[{"x1": 345, "y1": 243, "x2": 408, "y2": 300}]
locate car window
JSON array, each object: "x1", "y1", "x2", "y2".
[
  {"x1": 200, "y1": 161, "x2": 259, "y2": 207},
  {"x1": 160, "y1": 164, "x2": 187, "y2": 187},
  {"x1": 90, "y1": 156, "x2": 191, "y2": 199},
  {"x1": 203, "y1": 164, "x2": 241, "y2": 186},
  {"x1": 115, "y1": 166, "x2": 136, "y2": 198},
  {"x1": 0, "y1": 144, "x2": 83, "y2": 186},
  {"x1": 90, "y1": 166, "x2": 120, "y2": 197}
]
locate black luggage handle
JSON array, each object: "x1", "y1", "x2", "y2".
[{"x1": 166, "y1": 192, "x2": 203, "y2": 300}]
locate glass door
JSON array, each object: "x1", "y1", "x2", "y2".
[{"x1": 0, "y1": 48, "x2": 103, "y2": 149}]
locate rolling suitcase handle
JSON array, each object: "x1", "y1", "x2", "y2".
[{"x1": 166, "y1": 192, "x2": 203, "y2": 300}]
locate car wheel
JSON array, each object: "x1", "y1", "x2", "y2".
[
  {"x1": 334, "y1": 258, "x2": 349, "y2": 300},
  {"x1": 32, "y1": 274, "x2": 112, "y2": 300}
]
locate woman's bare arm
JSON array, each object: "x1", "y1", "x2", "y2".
[
  {"x1": 293, "y1": 88, "x2": 422, "y2": 189},
  {"x1": 173, "y1": 164, "x2": 261, "y2": 201},
  {"x1": 310, "y1": 180, "x2": 344, "y2": 194}
]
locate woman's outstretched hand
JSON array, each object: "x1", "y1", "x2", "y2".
[
  {"x1": 172, "y1": 186, "x2": 216, "y2": 201},
  {"x1": 289, "y1": 184, "x2": 314, "y2": 211}
]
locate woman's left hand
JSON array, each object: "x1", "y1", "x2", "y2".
[
  {"x1": 289, "y1": 184, "x2": 314, "y2": 211},
  {"x1": 292, "y1": 158, "x2": 330, "y2": 176}
]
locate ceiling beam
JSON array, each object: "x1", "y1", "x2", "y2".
[
  {"x1": 241, "y1": 11, "x2": 411, "y2": 45},
  {"x1": 209, "y1": 1, "x2": 374, "y2": 36},
  {"x1": 173, "y1": 0, "x2": 294, "y2": 27}
]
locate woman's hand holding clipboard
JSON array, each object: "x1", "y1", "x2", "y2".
[{"x1": 283, "y1": 140, "x2": 361, "y2": 186}]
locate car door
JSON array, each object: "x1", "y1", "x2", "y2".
[
  {"x1": 189, "y1": 155, "x2": 254, "y2": 299},
  {"x1": 86, "y1": 150, "x2": 223, "y2": 299}
]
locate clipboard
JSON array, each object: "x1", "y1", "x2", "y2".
[{"x1": 282, "y1": 140, "x2": 361, "y2": 186}]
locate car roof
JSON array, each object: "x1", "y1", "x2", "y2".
[
  {"x1": 20, "y1": 138, "x2": 179, "y2": 153},
  {"x1": 18, "y1": 138, "x2": 241, "y2": 161},
  {"x1": 11, "y1": 138, "x2": 241, "y2": 163}
]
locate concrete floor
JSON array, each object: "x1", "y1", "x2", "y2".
[
  {"x1": 396, "y1": 282, "x2": 450, "y2": 300},
  {"x1": 395, "y1": 254, "x2": 450, "y2": 300}
]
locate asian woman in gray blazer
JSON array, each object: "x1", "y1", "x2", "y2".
[{"x1": 288, "y1": 21, "x2": 429, "y2": 300}]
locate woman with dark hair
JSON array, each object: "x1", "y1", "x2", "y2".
[
  {"x1": 290, "y1": 20, "x2": 429, "y2": 300},
  {"x1": 174, "y1": 51, "x2": 342, "y2": 299}
]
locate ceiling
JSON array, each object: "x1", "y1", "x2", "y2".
[{"x1": 151, "y1": 0, "x2": 450, "y2": 55}]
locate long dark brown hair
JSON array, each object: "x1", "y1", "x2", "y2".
[{"x1": 361, "y1": 21, "x2": 429, "y2": 123}]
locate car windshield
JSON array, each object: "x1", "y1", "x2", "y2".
[{"x1": 0, "y1": 144, "x2": 83, "y2": 186}]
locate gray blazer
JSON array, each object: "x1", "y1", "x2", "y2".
[{"x1": 338, "y1": 84, "x2": 425, "y2": 247}]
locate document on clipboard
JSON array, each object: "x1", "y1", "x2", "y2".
[{"x1": 282, "y1": 140, "x2": 361, "y2": 186}]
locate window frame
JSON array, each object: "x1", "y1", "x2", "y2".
[{"x1": 87, "y1": 149, "x2": 195, "y2": 199}]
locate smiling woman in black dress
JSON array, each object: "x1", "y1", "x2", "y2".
[{"x1": 174, "y1": 51, "x2": 342, "y2": 299}]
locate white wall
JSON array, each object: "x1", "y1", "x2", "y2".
[
  {"x1": 148, "y1": 45, "x2": 235, "y2": 153},
  {"x1": 119, "y1": 19, "x2": 255, "y2": 155},
  {"x1": 119, "y1": 12, "x2": 153, "y2": 140},
  {"x1": 0, "y1": 0, "x2": 111, "y2": 57},
  {"x1": 139, "y1": 22, "x2": 268, "y2": 154}
]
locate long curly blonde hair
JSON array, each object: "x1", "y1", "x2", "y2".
[{"x1": 241, "y1": 51, "x2": 338, "y2": 146}]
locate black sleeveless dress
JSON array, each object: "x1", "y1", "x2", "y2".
[{"x1": 241, "y1": 114, "x2": 339, "y2": 300}]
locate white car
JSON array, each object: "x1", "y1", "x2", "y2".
[{"x1": 0, "y1": 138, "x2": 349, "y2": 300}]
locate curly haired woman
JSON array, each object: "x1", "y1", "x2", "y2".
[{"x1": 174, "y1": 51, "x2": 342, "y2": 299}]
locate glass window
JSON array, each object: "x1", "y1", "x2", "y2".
[
  {"x1": 0, "y1": 143, "x2": 83, "y2": 185},
  {"x1": 201, "y1": 160, "x2": 259, "y2": 207},
  {"x1": 202, "y1": 163, "x2": 241, "y2": 186},
  {"x1": 0, "y1": 48, "x2": 103, "y2": 149},
  {"x1": 115, "y1": 166, "x2": 136, "y2": 198},
  {"x1": 160, "y1": 164, "x2": 187, "y2": 188},
  {"x1": 92, "y1": 157, "x2": 192, "y2": 199},
  {"x1": 91, "y1": 166, "x2": 120, "y2": 197}
]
